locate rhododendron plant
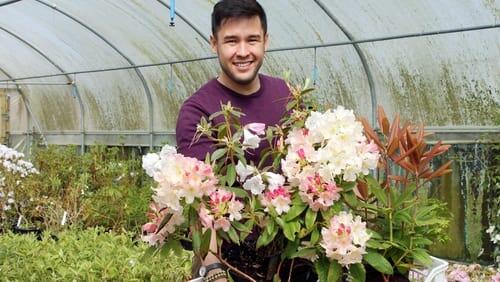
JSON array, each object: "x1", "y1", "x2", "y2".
[{"x1": 142, "y1": 80, "x2": 452, "y2": 282}]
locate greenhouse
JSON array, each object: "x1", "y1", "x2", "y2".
[{"x1": 0, "y1": 0, "x2": 498, "y2": 281}]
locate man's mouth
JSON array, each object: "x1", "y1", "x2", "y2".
[{"x1": 234, "y1": 61, "x2": 252, "y2": 69}]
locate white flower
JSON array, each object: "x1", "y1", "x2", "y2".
[
  {"x1": 243, "y1": 174, "x2": 266, "y2": 195},
  {"x1": 270, "y1": 194, "x2": 291, "y2": 215},
  {"x1": 142, "y1": 153, "x2": 159, "y2": 177},
  {"x1": 159, "y1": 144, "x2": 177, "y2": 159},
  {"x1": 235, "y1": 161, "x2": 255, "y2": 182},
  {"x1": 486, "y1": 225, "x2": 495, "y2": 234},
  {"x1": 242, "y1": 128, "x2": 261, "y2": 149},
  {"x1": 228, "y1": 200, "x2": 244, "y2": 221},
  {"x1": 493, "y1": 234, "x2": 500, "y2": 244},
  {"x1": 263, "y1": 172, "x2": 285, "y2": 188}
]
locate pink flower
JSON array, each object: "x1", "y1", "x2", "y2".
[
  {"x1": 491, "y1": 272, "x2": 500, "y2": 282},
  {"x1": 448, "y1": 269, "x2": 470, "y2": 282},
  {"x1": 299, "y1": 173, "x2": 342, "y2": 211},
  {"x1": 260, "y1": 186, "x2": 292, "y2": 215},
  {"x1": 142, "y1": 222, "x2": 157, "y2": 234},
  {"x1": 245, "y1": 122, "x2": 266, "y2": 135},
  {"x1": 365, "y1": 140, "x2": 379, "y2": 153},
  {"x1": 141, "y1": 203, "x2": 184, "y2": 246},
  {"x1": 199, "y1": 189, "x2": 244, "y2": 231},
  {"x1": 320, "y1": 212, "x2": 370, "y2": 266}
]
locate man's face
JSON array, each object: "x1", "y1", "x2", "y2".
[{"x1": 211, "y1": 16, "x2": 268, "y2": 89}]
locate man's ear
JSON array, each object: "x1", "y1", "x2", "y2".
[
  {"x1": 264, "y1": 33, "x2": 269, "y2": 51},
  {"x1": 210, "y1": 35, "x2": 217, "y2": 53}
]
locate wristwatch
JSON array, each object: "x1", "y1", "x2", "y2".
[{"x1": 198, "y1": 262, "x2": 224, "y2": 277}]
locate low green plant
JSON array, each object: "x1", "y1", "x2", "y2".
[
  {"x1": 2, "y1": 145, "x2": 153, "y2": 232},
  {"x1": 0, "y1": 227, "x2": 192, "y2": 281}
]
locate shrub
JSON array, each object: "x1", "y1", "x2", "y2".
[
  {"x1": 0, "y1": 227, "x2": 192, "y2": 281},
  {"x1": 2, "y1": 145, "x2": 154, "y2": 233}
]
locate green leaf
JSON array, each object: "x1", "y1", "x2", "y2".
[
  {"x1": 164, "y1": 237, "x2": 184, "y2": 256},
  {"x1": 282, "y1": 240, "x2": 300, "y2": 259},
  {"x1": 211, "y1": 148, "x2": 227, "y2": 162},
  {"x1": 411, "y1": 248, "x2": 432, "y2": 266},
  {"x1": 305, "y1": 208, "x2": 317, "y2": 230},
  {"x1": 200, "y1": 229, "x2": 212, "y2": 258},
  {"x1": 370, "y1": 184, "x2": 387, "y2": 206},
  {"x1": 290, "y1": 247, "x2": 316, "y2": 259},
  {"x1": 256, "y1": 225, "x2": 278, "y2": 249},
  {"x1": 366, "y1": 239, "x2": 391, "y2": 250},
  {"x1": 349, "y1": 263, "x2": 365, "y2": 282},
  {"x1": 192, "y1": 229, "x2": 201, "y2": 255},
  {"x1": 364, "y1": 250, "x2": 393, "y2": 275},
  {"x1": 393, "y1": 183, "x2": 416, "y2": 208},
  {"x1": 310, "y1": 227, "x2": 320, "y2": 245},
  {"x1": 342, "y1": 192, "x2": 360, "y2": 208},
  {"x1": 283, "y1": 221, "x2": 301, "y2": 241},
  {"x1": 227, "y1": 226, "x2": 240, "y2": 245},
  {"x1": 412, "y1": 237, "x2": 434, "y2": 246},
  {"x1": 225, "y1": 187, "x2": 248, "y2": 199},
  {"x1": 366, "y1": 176, "x2": 387, "y2": 205},
  {"x1": 232, "y1": 221, "x2": 250, "y2": 233},
  {"x1": 226, "y1": 163, "x2": 236, "y2": 186},
  {"x1": 327, "y1": 260, "x2": 342, "y2": 282},
  {"x1": 275, "y1": 217, "x2": 285, "y2": 228},
  {"x1": 314, "y1": 257, "x2": 329, "y2": 282},
  {"x1": 284, "y1": 202, "x2": 307, "y2": 222},
  {"x1": 266, "y1": 218, "x2": 276, "y2": 236}
]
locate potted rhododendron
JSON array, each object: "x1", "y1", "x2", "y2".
[{"x1": 141, "y1": 79, "x2": 451, "y2": 281}]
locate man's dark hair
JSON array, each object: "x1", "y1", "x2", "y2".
[{"x1": 211, "y1": 0, "x2": 267, "y2": 36}]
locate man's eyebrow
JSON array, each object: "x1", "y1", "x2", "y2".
[{"x1": 222, "y1": 35, "x2": 238, "y2": 40}]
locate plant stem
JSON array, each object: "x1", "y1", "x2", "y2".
[
  {"x1": 287, "y1": 259, "x2": 295, "y2": 282},
  {"x1": 211, "y1": 250, "x2": 256, "y2": 282}
]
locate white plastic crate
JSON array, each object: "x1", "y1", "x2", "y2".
[{"x1": 409, "y1": 256, "x2": 449, "y2": 282}]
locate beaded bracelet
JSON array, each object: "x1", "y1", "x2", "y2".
[{"x1": 203, "y1": 271, "x2": 227, "y2": 282}]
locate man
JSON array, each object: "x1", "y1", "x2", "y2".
[
  {"x1": 176, "y1": 0, "x2": 289, "y2": 166},
  {"x1": 176, "y1": 1, "x2": 315, "y2": 281}
]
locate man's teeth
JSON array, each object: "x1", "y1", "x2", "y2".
[{"x1": 235, "y1": 62, "x2": 251, "y2": 67}]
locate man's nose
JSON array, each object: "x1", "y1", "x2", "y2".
[{"x1": 236, "y1": 42, "x2": 250, "y2": 57}]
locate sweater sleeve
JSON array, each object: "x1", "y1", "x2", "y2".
[{"x1": 175, "y1": 100, "x2": 215, "y2": 161}]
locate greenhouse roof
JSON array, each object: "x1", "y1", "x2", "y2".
[{"x1": 0, "y1": 0, "x2": 498, "y2": 150}]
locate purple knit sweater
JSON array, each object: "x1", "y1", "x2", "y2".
[{"x1": 176, "y1": 74, "x2": 290, "y2": 165}]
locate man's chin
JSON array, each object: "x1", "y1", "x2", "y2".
[{"x1": 228, "y1": 72, "x2": 259, "y2": 85}]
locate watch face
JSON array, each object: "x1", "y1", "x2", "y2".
[{"x1": 199, "y1": 266, "x2": 207, "y2": 277}]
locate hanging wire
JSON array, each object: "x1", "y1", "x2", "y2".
[
  {"x1": 71, "y1": 74, "x2": 77, "y2": 98},
  {"x1": 311, "y1": 47, "x2": 319, "y2": 86},
  {"x1": 167, "y1": 64, "x2": 174, "y2": 92},
  {"x1": 169, "y1": 0, "x2": 175, "y2": 27}
]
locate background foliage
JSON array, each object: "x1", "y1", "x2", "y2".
[{"x1": 0, "y1": 227, "x2": 192, "y2": 281}]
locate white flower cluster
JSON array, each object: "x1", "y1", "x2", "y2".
[
  {"x1": 282, "y1": 106, "x2": 379, "y2": 184},
  {"x1": 0, "y1": 144, "x2": 39, "y2": 178},
  {"x1": 235, "y1": 161, "x2": 291, "y2": 215},
  {"x1": 0, "y1": 190, "x2": 15, "y2": 211},
  {"x1": 487, "y1": 225, "x2": 500, "y2": 245}
]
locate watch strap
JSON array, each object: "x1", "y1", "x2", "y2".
[{"x1": 199, "y1": 262, "x2": 225, "y2": 277}]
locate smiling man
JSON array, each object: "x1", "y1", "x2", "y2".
[
  {"x1": 176, "y1": 0, "x2": 290, "y2": 167},
  {"x1": 176, "y1": 1, "x2": 316, "y2": 281}
]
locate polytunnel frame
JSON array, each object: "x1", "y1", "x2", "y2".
[
  {"x1": 0, "y1": 25, "x2": 86, "y2": 153},
  {"x1": 1, "y1": 19, "x2": 498, "y2": 149},
  {"x1": 314, "y1": 0, "x2": 377, "y2": 125},
  {"x1": 34, "y1": 0, "x2": 156, "y2": 150},
  {"x1": 0, "y1": 66, "x2": 47, "y2": 151}
]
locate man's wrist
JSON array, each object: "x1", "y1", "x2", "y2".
[{"x1": 199, "y1": 262, "x2": 225, "y2": 277}]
